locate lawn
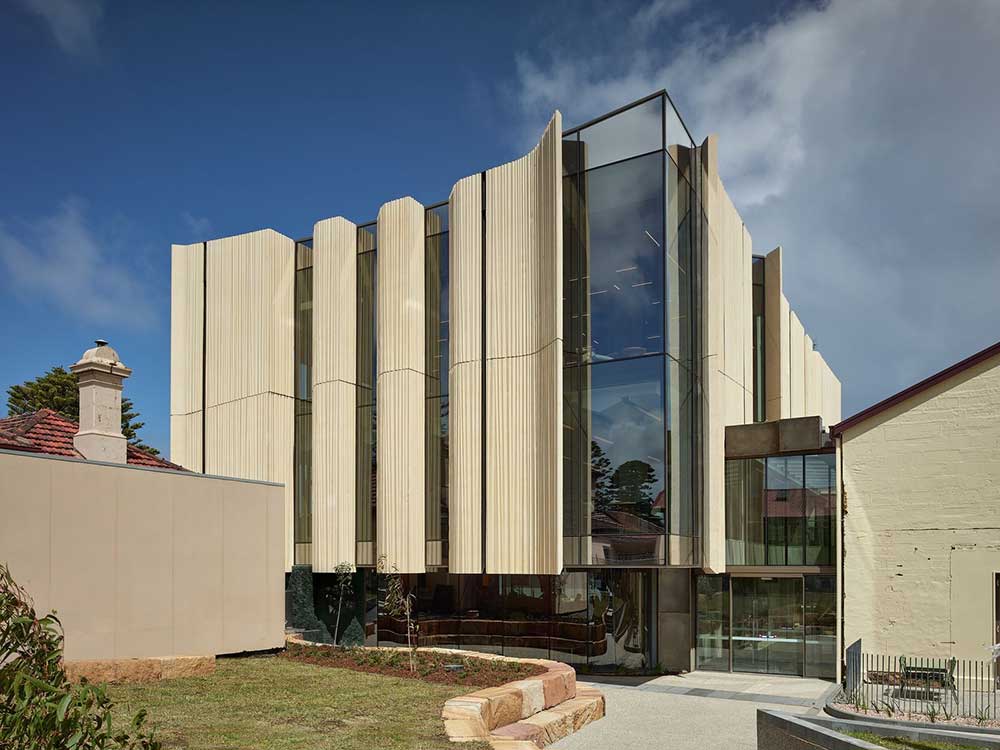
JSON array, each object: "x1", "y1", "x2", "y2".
[
  {"x1": 847, "y1": 731, "x2": 983, "y2": 750},
  {"x1": 108, "y1": 655, "x2": 490, "y2": 750}
]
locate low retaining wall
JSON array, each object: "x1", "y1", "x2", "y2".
[
  {"x1": 759, "y1": 709, "x2": 1000, "y2": 750},
  {"x1": 286, "y1": 636, "x2": 604, "y2": 749},
  {"x1": 64, "y1": 655, "x2": 215, "y2": 684}
]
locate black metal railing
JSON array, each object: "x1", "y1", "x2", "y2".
[{"x1": 844, "y1": 651, "x2": 997, "y2": 723}]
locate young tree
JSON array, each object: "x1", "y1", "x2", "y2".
[
  {"x1": 0, "y1": 563, "x2": 159, "y2": 749},
  {"x1": 6, "y1": 367, "x2": 159, "y2": 455},
  {"x1": 377, "y1": 555, "x2": 418, "y2": 673}
]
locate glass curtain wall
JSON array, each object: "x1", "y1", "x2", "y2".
[
  {"x1": 726, "y1": 453, "x2": 835, "y2": 566},
  {"x1": 356, "y1": 223, "x2": 377, "y2": 566},
  {"x1": 425, "y1": 204, "x2": 449, "y2": 568},
  {"x1": 359, "y1": 570, "x2": 653, "y2": 671},
  {"x1": 293, "y1": 241, "x2": 313, "y2": 565},
  {"x1": 562, "y1": 92, "x2": 700, "y2": 567},
  {"x1": 696, "y1": 573, "x2": 836, "y2": 678}
]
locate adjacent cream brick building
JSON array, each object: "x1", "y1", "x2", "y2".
[{"x1": 834, "y1": 341, "x2": 1000, "y2": 661}]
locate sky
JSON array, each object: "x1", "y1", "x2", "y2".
[{"x1": 2, "y1": 0, "x2": 998, "y2": 457}]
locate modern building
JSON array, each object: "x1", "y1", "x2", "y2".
[
  {"x1": 832, "y1": 339, "x2": 1000, "y2": 663},
  {"x1": 169, "y1": 91, "x2": 842, "y2": 676}
]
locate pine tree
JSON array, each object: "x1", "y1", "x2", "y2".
[
  {"x1": 590, "y1": 440, "x2": 615, "y2": 512},
  {"x1": 6, "y1": 366, "x2": 159, "y2": 455}
]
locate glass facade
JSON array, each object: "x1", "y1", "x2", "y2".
[
  {"x1": 366, "y1": 570, "x2": 654, "y2": 672},
  {"x1": 696, "y1": 573, "x2": 836, "y2": 679},
  {"x1": 425, "y1": 203, "x2": 449, "y2": 568},
  {"x1": 356, "y1": 223, "x2": 377, "y2": 566},
  {"x1": 293, "y1": 240, "x2": 313, "y2": 564},
  {"x1": 726, "y1": 453, "x2": 835, "y2": 567},
  {"x1": 563, "y1": 92, "x2": 700, "y2": 567}
]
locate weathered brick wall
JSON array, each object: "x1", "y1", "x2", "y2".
[{"x1": 841, "y1": 353, "x2": 1000, "y2": 659}]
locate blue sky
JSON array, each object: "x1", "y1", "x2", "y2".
[{"x1": 3, "y1": 0, "x2": 999, "y2": 456}]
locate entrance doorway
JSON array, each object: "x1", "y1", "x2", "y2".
[
  {"x1": 732, "y1": 577, "x2": 802, "y2": 675},
  {"x1": 696, "y1": 573, "x2": 836, "y2": 679}
]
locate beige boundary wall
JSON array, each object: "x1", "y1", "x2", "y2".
[
  {"x1": 839, "y1": 351, "x2": 1000, "y2": 660},
  {"x1": 0, "y1": 450, "x2": 285, "y2": 661}
]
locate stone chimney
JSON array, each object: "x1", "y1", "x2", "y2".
[{"x1": 71, "y1": 339, "x2": 132, "y2": 464}]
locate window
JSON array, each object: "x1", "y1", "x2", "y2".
[
  {"x1": 356, "y1": 226, "x2": 376, "y2": 565},
  {"x1": 752, "y1": 257, "x2": 765, "y2": 422},
  {"x1": 425, "y1": 205, "x2": 449, "y2": 567},
  {"x1": 293, "y1": 242, "x2": 313, "y2": 563},
  {"x1": 562, "y1": 94, "x2": 701, "y2": 567},
  {"x1": 725, "y1": 453, "x2": 835, "y2": 567}
]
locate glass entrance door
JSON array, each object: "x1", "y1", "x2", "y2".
[{"x1": 731, "y1": 577, "x2": 803, "y2": 675}]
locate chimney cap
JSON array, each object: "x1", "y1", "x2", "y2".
[{"x1": 71, "y1": 339, "x2": 132, "y2": 378}]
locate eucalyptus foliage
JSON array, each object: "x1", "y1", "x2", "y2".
[{"x1": 0, "y1": 563, "x2": 160, "y2": 749}]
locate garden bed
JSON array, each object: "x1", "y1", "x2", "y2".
[
  {"x1": 284, "y1": 641, "x2": 547, "y2": 687},
  {"x1": 830, "y1": 703, "x2": 1000, "y2": 732}
]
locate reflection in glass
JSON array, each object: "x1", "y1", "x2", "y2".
[
  {"x1": 804, "y1": 575, "x2": 836, "y2": 679},
  {"x1": 732, "y1": 577, "x2": 803, "y2": 676},
  {"x1": 567, "y1": 153, "x2": 665, "y2": 365},
  {"x1": 552, "y1": 572, "x2": 590, "y2": 667},
  {"x1": 504, "y1": 576, "x2": 552, "y2": 659},
  {"x1": 459, "y1": 575, "x2": 504, "y2": 654},
  {"x1": 564, "y1": 357, "x2": 666, "y2": 565},
  {"x1": 726, "y1": 454, "x2": 834, "y2": 567},
  {"x1": 588, "y1": 570, "x2": 651, "y2": 672},
  {"x1": 696, "y1": 575, "x2": 730, "y2": 670}
]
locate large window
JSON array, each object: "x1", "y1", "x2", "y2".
[
  {"x1": 360, "y1": 570, "x2": 653, "y2": 672},
  {"x1": 293, "y1": 241, "x2": 313, "y2": 564},
  {"x1": 725, "y1": 453, "x2": 835, "y2": 567},
  {"x1": 425, "y1": 204, "x2": 449, "y2": 568},
  {"x1": 563, "y1": 92, "x2": 700, "y2": 567}
]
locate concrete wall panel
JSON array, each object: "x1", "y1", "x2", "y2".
[
  {"x1": 788, "y1": 311, "x2": 806, "y2": 418},
  {"x1": 484, "y1": 112, "x2": 563, "y2": 575},
  {"x1": 376, "y1": 197, "x2": 427, "y2": 573},
  {"x1": 448, "y1": 174, "x2": 483, "y2": 573},
  {"x1": 311, "y1": 217, "x2": 358, "y2": 572},
  {"x1": 0, "y1": 451, "x2": 285, "y2": 661},
  {"x1": 170, "y1": 242, "x2": 204, "y2": 471}
]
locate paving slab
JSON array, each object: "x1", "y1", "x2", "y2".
[{"x1": 551, "y1": 672, "x2": 836, "y2": 750}]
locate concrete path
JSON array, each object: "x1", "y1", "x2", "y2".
[{"x1": 552, "y1": 671, "x2": 838, "y2": 750}]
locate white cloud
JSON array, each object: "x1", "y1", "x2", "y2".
[
  {"x1": 181, "y1": 211, "x2": 213, "y2": 238},
  {"x1": 512, "y1": 0, "x2": 1000, "y2": 414},
  {"x1": 15, "y1": 0, "x2": 104, "y2": 57},
  {"x1": 0, "y1": 198, "x2": 157, "y2": 329}
]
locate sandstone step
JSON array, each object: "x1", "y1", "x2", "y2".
[{"x1": 488, "y1": 687, "x2": 605, "y2": 749}]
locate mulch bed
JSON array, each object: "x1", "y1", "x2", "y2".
[{"x1": 284, "y1": 642, "x2": 547, "y2": 687}]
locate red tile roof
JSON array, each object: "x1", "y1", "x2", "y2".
[{"x1": 0, "y1": 409, "x2": 185, "y2": 470}]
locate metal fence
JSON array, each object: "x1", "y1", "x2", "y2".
[{"x1": 845, "y1": 652, "x2": 998, "y2": 722}]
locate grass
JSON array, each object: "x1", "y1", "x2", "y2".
[
  {"x1": 847, "y1": 731, "x2": 983, "y2": 750},
  {"x1": 108, "y1": 655, "x2": 490, "y2": 750}
]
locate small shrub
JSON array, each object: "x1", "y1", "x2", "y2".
[
  {"x1": 0, "y1": 563, "x2": 159, "y2": 750},
  {"x1": 340, "y1": 618, "x2": 365, "y2": 648},
  {"x1": 974, "y1": 705, "x2": 991, "y2": 726},
  {"x1": 925, "y1": 704, "x2": 939, "y2": 723}
]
